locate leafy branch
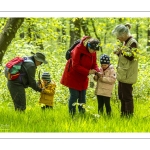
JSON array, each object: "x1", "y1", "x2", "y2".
[{"x1": 113, "y1": 41, "x2": 141, "y2": 60}]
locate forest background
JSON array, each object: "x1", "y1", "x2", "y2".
[{"x1": 0, "y1": 17, "x2": 150, "y2": 132}]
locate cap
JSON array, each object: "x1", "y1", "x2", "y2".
[{"x1": 33, "y1": 52, "x2": 48, "y2": 64}]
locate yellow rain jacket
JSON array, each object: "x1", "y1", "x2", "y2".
[{"x1": 39, "y1": 80, "x2": 56, "y2": 106}]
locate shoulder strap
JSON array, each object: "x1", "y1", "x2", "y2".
[
  {"x1": 23, "y1": 57, "x2": 34, "y2": 63},
  {"x1": 126, "y1": 38, "x2": 138, "y2": 47}
]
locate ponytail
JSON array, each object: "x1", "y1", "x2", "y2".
[{"x1": 125, "y1": 23, "x2": 131, "y2": 30}]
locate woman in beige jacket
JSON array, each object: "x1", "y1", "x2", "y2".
[
  {"x1": 94, "y1": 54, "x2": 116, "y2": 115},
  {"x1": 112, "y1": 23, "x2": 138, "y2": 117}
]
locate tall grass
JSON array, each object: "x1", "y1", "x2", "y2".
[{"x1": 1, "y1": 89, "x2": 150, "y2": 132}]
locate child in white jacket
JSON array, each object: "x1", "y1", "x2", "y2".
[{"x1": 94, "y1": 54, "x2": 116, "y2": 115}]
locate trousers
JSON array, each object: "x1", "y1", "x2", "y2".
[
  {"x1": 118, "y1": 81, "x2": 133, "y2": 116},
  {"x1": 68, "y1": 88, "x2": 86, "y2": 115},
  {"x1": 7, "y1": 81, "x2": 26, "y2": 111},
  {"x1": 97, "y1": 95, "x2": 111, "y2": 115}
]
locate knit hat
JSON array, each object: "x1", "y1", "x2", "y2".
[
  {"x1": 100, "y1": 54, "x2": 110, "y2": 64},
  {"x1": 33, "y1": 52, "x2": 48, "y2": 64},
  {"x1": 42, "y1": 72, "x2": 51, "y2": 82}
]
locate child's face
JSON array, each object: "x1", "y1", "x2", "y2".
[
  {"x1": 101, "y1": 64, "x2": 109, "y2": 70},
  {"x1": 42, "y1": 79, "x2": 48, "y2": 84}
]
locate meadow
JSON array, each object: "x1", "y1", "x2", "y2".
[
  {"x1": 1, "y1": 57, "x2": 150, "y2": 132},
  {"x1": 1, "y1": 18, "x2": 150, "y2": 132},
  {"x1": 1, "y1": 92, "x2": 150, "y2": 132}
]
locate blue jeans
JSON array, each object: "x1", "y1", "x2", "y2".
[{"x1": 69, "y1": 88, "x2": 86, "y2": 115}]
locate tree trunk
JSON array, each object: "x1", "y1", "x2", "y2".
[
  {"x1": 81, "y1": 18, "x2": 90, "y2": 36},
  {"x1": 90, "y1": 18, "x2": 100, "y2": 42},
  {"x1": 147, "y1": 25, "x2": 150, "y2": 46},
  {"x1": 74, "y1": 18, "x2": 81, "y2": 41},
  {"x1": 91, "y1": 18, "x2": 102, "y2": 52},
  {"x1": 69, "y1": 19, "x2": 75, "y2": 46},
  {"x1": 136, "y1": 23, "x2": 139, "y2": 42},
  {"x1": 62, "y1": 19, "x2": 67, "y2": 44},
  {"x1": 0, "y1": 18, "x2": 24, "y2": 64},
  {"x1": 69, "y1": 18, "x2": 81, "y2": 47}
]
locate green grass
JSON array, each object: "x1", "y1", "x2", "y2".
[{"x1": 1, "y1": 93, "x2": 150, "y2": 132}]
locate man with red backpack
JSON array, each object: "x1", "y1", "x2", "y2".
[{"x1": 6, "y1": 52, "x2": 48, "y2": 111}]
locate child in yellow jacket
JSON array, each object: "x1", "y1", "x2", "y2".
[{"x1": 39, "y1": 72, "x2": 56, "y2": 109}]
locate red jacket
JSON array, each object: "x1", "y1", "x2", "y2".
[{"x1": 60, "y1": 36, "x2": 100, "y2": 91}]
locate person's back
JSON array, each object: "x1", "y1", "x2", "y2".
[
  {"x1": 15, "y1": 56, "x2": 36, "y2": 88},
  {"x1": 60, "y1": 36, "x2": 100, "y2": 91},
  {"x1": 6, "y1": 52, "x2": 48, "y2": 111}
]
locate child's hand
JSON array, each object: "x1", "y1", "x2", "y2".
[
  {"x1": 114, "y1": 49, "x2": 121, "y2": 55},
  {"x1": 37, "y1": 80, "x2": 41, "y2": 85},
  {"x1": 89, "y1": 69, "x2": 97, "y2": 75},
  {"x1": 41, "y1": 88, "x2": 45, "y2": 93},
  {"x1": 99, "y1": 76, "x2": 103, "y2": 81},
  {"x1": 96, "y1": 72, "x2": 103, "y2": 78},
  {"x1": 93, "y1": 75, "x2": 98, "y2": 80},
  {"x1": 37, "y1": 81, "x2": 41, "y2": 88}
]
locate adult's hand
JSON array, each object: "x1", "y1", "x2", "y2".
[{"x1": 89, "y1": 69, "x2": 97, "y2": 75}]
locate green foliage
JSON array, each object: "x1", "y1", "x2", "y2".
[{"x1": 1, "y1": 17, "x2": 150, "y2": 132}]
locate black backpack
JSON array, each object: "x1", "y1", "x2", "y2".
[{"x1": 65, "y1": 39, "x2": 81, "y2": 60}]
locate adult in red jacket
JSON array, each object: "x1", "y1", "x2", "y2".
[{"x1": 60, "y1": 36, "x2": 100, "y2": 116}]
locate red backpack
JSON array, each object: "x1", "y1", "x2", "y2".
[
  {"x1": 5, "y1": 56, "x2": 33, "y2": 80},
  {"x1": 5, "y1": 57, "x2": 24, "y2": 80}
]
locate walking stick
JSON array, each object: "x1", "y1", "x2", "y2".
[{"x1": 38, "y1": 70, "x2": 42, "y2": 88}]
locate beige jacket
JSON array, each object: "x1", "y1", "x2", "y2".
[
  {"x1": 94, "y1": 64, "x2": 116, "y2": 97},
  {"x1": 117, "y1": 38, "x2": 138, "y2": 84}
]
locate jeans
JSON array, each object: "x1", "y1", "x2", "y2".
[{"x1": 69, "y1": 88, "x2": 86, "y2": 115}]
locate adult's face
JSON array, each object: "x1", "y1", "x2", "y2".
[
  {"x1": 117, "y1": 36, "x2": 125, "y2": 42},
  {"x1": 88, "y1": 48, "x2": 96, "y2": 53},
  {"x1": 117, "y1": 33, "x2": 128, "y2": 42},
  {"x1": 35, "y1": 60, "x2": 43, "y2": 66}
]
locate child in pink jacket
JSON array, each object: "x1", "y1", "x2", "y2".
[{"x1": 94, "y1": 54, "x2": 116, "y2": 115}]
